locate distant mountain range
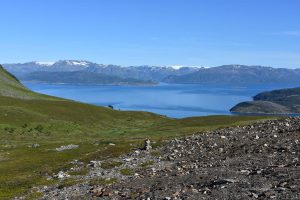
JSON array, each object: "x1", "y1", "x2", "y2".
[
  {"x1": 230, "y1": 87, "x2": 300, "y2": 114},
  {"x1": 3, "y1": 61, "x2": 300, "y2": 86},
  {"x1": 22, "y1": 71, "x2": 154, "y2": 85},
  {"x1": 3, "y1": 60, "x2": 198, "y2": 85},
  {"x1": 163, "y1": 65, "x2": 300, "y2": 85}
]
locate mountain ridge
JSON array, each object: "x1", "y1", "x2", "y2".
[
  {"x1": 4, "y1": 61, "x2": 300, "y2": 86},
  {"x1": 21, "y1": 71, "x2": 155, "y2": 85},
  {"x1": 3, "y1": 60, "x2": 198, "y2": 83},
  {"x1": 163, "y1": 65, "x2": 300, "y2": 85}
]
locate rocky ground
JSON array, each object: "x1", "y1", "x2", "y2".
[{"x1": 39, "y1": 117, "x2": 300, "y2": 200}]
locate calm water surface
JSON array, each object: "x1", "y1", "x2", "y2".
[{"x1": 24, "y1": 83, "x2": 298, "y2": 118}]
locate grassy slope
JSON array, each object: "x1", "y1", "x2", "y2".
[
  {"x1": 231, "y1": 87, "x2": 300, "y2": 114},
  {"x1": 0, "y1": 65, "x2": 274, "y2": 199},
  {"x1": 0, "y1": 65, "x2": 56, "y2": 100},
  {"x1": 230, "y1": 101, "x2": 292, "y2": 114}
]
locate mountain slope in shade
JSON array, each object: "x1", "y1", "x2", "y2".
[
  {"x1": 163, "y1": 65, "x2": 300, "y2": 85},
  {"x1": 21, "y1": 71, "x2": 155, "y2": 85},
  {"x1": 230, "y1": 87, "x2": 300, "y2": 114}
]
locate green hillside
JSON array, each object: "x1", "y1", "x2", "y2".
[
  {"x1": 0, "y1": 65, "x2": 52, "y2": 100},
  {"x1": 0, "y1": 65, "x2": 273, "y2": 199},
  {"x1": 231, "y1": 87, "x2": 300, "y2": 114}
]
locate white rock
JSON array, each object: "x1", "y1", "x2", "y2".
[
  {"x1": 56, "y1": 171, "x2": 70, "y2": 179},
  {"x1": 134, "y1": 150, "x2": 140, "y2": 154},
  {"x1": 240, "y1": 169, "x2": 250, "y2": 174},
  {"x1": 56, "y1": 144, "x2": 79, "y2": 151},
  {"x1": 124, "y1": 158, "x2": 133, "y2": 162}
]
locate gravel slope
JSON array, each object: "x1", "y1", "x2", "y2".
[{"x1": 40, "y1": 117, "x2": 300, "y2": 200}]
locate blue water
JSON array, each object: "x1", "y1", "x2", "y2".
[{"x1": 24, "y1": 83, "x2": 300, "y2": 118}]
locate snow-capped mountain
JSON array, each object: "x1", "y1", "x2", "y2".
[
  {"x1": 3, "y1": 60, "x2": 199, "y2": 82},
  {"x1": 3, "y1": 60, "x2": 300, "y2": 86}
]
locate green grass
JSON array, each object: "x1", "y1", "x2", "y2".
[
  {"x1": 69, "y1": 168, "x2": 89, "y2": 176},
  {"x1": 150, "y1": 151, "x2": 162, "y2": 157},
  {"x1": 57, "y1": 178, "x2": 85, "y2": 189},
  {"x1": 0, "y1": 66, "x2": 278, "y2": 199},
  {"x1": 0, "y1": 65, "x2": 57, "y2": 100},
  {"x1": 119, "y1": 168, "x2": 135, "y2": 176},
  {"x1": 140, "y1": 160, "x2": 155, "y2": 168}
]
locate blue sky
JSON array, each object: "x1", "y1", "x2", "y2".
[{"x1": 0, "y1": 0, "x2": 300, "y2": 68}]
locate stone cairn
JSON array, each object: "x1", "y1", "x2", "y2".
[{"x1": 143, "y1": 139, "x2": 152, "y2": 151}]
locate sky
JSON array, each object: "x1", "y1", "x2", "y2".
[{"x1": 0, "y1": 0, "x2": 300, "y2": 68}]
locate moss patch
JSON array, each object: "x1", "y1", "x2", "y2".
[
  {"x1": 140, "y1": 160, "x2": 155, "y2": 168},
  {"x1": 120, "y1": 168, "x2": 135, "y2": 176}
]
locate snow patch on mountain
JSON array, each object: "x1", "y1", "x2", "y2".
[
  {"x1": 35, "y1": 61, "x2": 55, "y2": 66},
  {"x1": 169, "y1": 65, "x2": 183, "y2": 70},
  {"x1": 65, "y1": 61, "x2": 90, "y2": 66}
]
